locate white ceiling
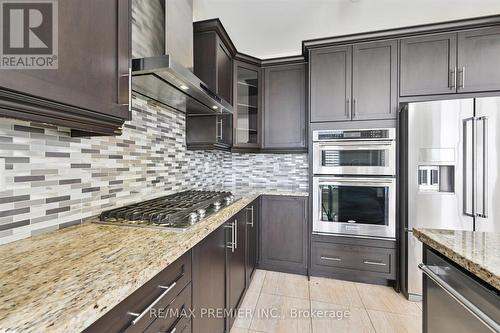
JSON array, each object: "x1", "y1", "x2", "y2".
[{"x1": 193, "y1": 0, "x2": 500, "y2": 59}]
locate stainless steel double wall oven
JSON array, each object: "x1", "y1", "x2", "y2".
[{"x1": 312, "y1": 128, "x2": 397, "y2": 239}]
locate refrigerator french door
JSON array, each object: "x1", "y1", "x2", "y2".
[{"x1": 401, "y1": 97, "x2": 500, "y2": 300}]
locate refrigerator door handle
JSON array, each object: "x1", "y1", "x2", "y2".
[
  {"x1": 478, "y1": 116, "x2": 488, "y2": 218},
  {"x1": 463, "y1": 117, "x2": 476, "y2": 217}
]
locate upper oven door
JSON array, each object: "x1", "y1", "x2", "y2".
[
  {"x1": 313, "y1": 177, "x2": 396, "y2": 239},
  {"x1": 313, "y1": 140, "x2": 396, "y2": 176}
]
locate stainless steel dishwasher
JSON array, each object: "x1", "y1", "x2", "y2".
[{"x1": 420, "y1": 249, "x2": 500, "y2": 333}]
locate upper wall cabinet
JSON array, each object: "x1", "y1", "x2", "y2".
[
  {"x1": 400, "y1": 33, "x2": 457, "y2": 96},
  {"x1": 233, "y1": 60, "x2": 261, "y2": 149},
  {"x1": 457, "y1": 27, "x2": 500, "y2": 93},
  {"x1": 0, "y1": 0, "x2": 131, "y2": 136},
  {"x1": 352, "y1": 40, "x2": 397, "y2": 120},
  {"x1": 310, "y1": 46, "x2": 352, "y2": 122},
  {"x1": 193, "y1": 20, "x2": 236, "y2": 105},
  {"x1": 310, "y1": 40, "x2": 397, "y2": 122},
  {"x1": 263, "y1": 63, "x2": 306, "y2": 151},
  {"x1": 400, "y1": 27, "x2": 500, "y2": 96}
]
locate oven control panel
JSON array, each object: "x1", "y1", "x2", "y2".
[{"x1": 313, "y1": 128, "x2": 395, "y2": 141}]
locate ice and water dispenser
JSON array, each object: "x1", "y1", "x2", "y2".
[{"x1": 417, "y1": 148, "x2": 455, "y2": 193}]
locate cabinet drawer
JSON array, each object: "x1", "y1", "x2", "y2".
[
  {"x1": 142, "y1": 284, "x2": 192, "y2": 333},
  {"x1": 311, "y1": 241, "x2": 396, "y2": 279},
  {"x1": 85, "y1": 251, "x2": 192, "y2": 333}
]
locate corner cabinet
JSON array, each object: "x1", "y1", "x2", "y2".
[
  {"x1": 233, "y1": 60, "x2": 262, "y2": 150},
  {"x1": 0, "y1": 0, "x2": 131, "y2": 136},
  {"x1": 310, "y1": 40, "x2": 397, "y2": 122},
  {"x1": 263, "y1": 63, "x2": 307, "y2": 151},
  {"x1": 259, "y1": 195, "x2": 308, "y2": 275}
]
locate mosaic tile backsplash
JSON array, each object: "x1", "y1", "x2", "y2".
[{"x1": 0, "y1": 97, "x2": 308, "y2": 244}]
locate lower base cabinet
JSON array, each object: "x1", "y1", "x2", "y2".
[
  {"x1": 259, "y1": 195, "x2": 308, "y2": 275},
  {"x1": 192, "y1": 226, "x2": 226, "y2": 333},
  {"x1": 226, "y1": 209, "x2": 247, "y2": 329},
  {"x1": 246, "y1": 198, "x2": 259, "y2": 286},
  {"x1": 311, "y1": 234, "x2": 396, "y2": 283},
  {"x1": 85, "y1": 252, "x2": 192, "y2": 333}
]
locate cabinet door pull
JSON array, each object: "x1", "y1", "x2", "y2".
[
  {"x1": 234, "y1": 219, "x2": 238, "y2": 249},
  {"x1": 321, "y1": 256, "x2": 342, "y2": 261},
  {"x1": 246, "y1": 206, "x2": 254, "y2": 227},
  {"x1": 225, "y1": 222, "x2": 235, "y2": 252},
  {"x1": 128, "y1": 281, "x2": 177, "y2": 325},
  {"x1": 345, "y1": 99, "x2": 350, "y2": 117},
  {"x1": 458, "y1": 66, "x2": 466, "y2": 89},
  {"x1": 450, "y1": 67, "x2": 457, "y2": 89},
  {"x1": 363, "y1": 260, "x2": 387, "y2": 266},
  {"x1": 352, "y1": 99, "x2": 357, "y2": 118}
]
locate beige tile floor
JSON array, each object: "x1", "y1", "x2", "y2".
[{"x1": 231, "y1": 270, "x2": 422, "y2": 333}]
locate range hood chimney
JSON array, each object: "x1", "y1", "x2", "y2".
[{"x1": 131, "y1": 0, "x2": 233, "y2": 115}]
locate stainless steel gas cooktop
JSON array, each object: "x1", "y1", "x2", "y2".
[{"x1": 97, "y1": 190, "x2": 238, "y2": 231}]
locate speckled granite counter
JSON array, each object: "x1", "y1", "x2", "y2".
[
  {"x1": 0, "y1": 190, "x2": 307, "y2": 333},
  {"x1": 413, "y1": 228, "x2": 500, "y2": 290}
]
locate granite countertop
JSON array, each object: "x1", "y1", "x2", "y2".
[
  {"x1": 0, "y1": 190, "x2": 307, "y2": 333},
  {"x1": 413, "y1": 228, "x2": 500, "y2": 290}
]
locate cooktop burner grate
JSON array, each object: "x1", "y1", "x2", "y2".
[{"x1": 98, "y1": 190, "x2": 236, "y2": 230}]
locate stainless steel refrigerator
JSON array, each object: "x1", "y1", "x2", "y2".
[{"x1": 400, "y1": 97, "x2": 500, "y2": 300}]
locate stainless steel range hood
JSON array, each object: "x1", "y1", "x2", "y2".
[
  {"x1": 132, "y1": 55, "x2": 232, "y2": 114},
  {"x1": 131, "y1": 0, "x2": 232, "y2": 115}
]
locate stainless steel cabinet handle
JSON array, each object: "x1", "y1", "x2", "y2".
[
  {"x1": 246, "y1": 206, "x2": 254, "y2": 227},
  {"x1": 345, "y1": 99, "x2": 350, "y2": 117},
  {"x1": 216, "y1": 118, "x2": 223, "y2": 141},
  {"x1": 363, "y1": 260, "x2": 387, "y2": 266},
  {"x1": 352, "y1": 99, "x2": 356, "y2": 118},
  {"x1": 458, "y1": 66, "x2": 466, "y2": 89},
  {"x1": 128, "y1": 281, "x2": 177, "y2": 325},
  {"x1": 234, "y1": 219, "x2": 238, "y2": 249},
  {"x1": 225, "y1": 222, "x2": 235, "y2": 252},
  {"x1": 450, "y1": 67, "x2": 457, "y2": 89},
  {"x1": 419, "y1": 264, "x2": 500, "y2": 332},
  {"x1": 118, "y1": 68, "x2": 132, "y2": 108},
  {"x1": 462, "y1": 66, "x2": 466, "y2": 88},
  {"x1": 321, "y1": 256, "x2": 342, "y2": 261}
]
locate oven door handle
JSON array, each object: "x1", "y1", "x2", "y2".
[
  {"x1": 315, "y1": 141, "x2": 394, "y2": 148},
  {"x1": 317, "y1": 178, "x2": 395, "y2": 185}
]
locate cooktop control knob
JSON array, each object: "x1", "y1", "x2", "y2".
[
  {"x1": 189, "y1": 212, "x2": 198, "y2": 224},
  {"x1": 197, "y1": 209, "x2": 206, "y2": 218}
]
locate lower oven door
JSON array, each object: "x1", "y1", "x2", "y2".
[{"x1": 313, "y1": 177, "x2": 396, "y2": 239}]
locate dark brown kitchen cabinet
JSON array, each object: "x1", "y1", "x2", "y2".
[
  {"x1": 457, "y1": 27, "x2": 500, "y2": 93},
  {"x1": 85, "y1": 251, "x2": 191, "y2": 333},
  {"x1": 310, "y1": 41, "x2": 396, "y2": 122},
  {"x1": 0, "y1": 0, "x2": 131, "y2": 136},
  {"x1": 186, "y1": 113, "x2": 232, "y2": 150},
  {"x1": 192, "y1": 226, "x2": 226, "y2": 333},
  {"x1": 226, "y1": 209, "x2": 247, "y2": 328},
  {"x1": 310, "y1": 46, "x2": 352, "y2": 122},
  {"x1": 193, "y1": 26, "x2": 233, "y2": 103},
  {"x1": 263, "y1": 63, "x2": 307, "y2": 150},
  {"x1": 311, "y1": 235, "x2": 396, "y2": 282},
  {"x1": 233, "y1": 60, "x2": 261, "y2": 149},
  {"x1": 352, "y1": 40, "x2": 397, "y2": 120},
  {"x1": 246, "y1": 199, "x2": 259, "y2": 286},
  {"x1": 400, "y1": 33, "x2": 457, "y2": 96},
  {"x1": 259, "y1": 195, "x2": 308, "y2": 275}
]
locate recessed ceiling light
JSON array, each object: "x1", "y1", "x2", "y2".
[
  {"x1": 180, "y1": 85, "x2": 189, "y2": 90},
  {"x1": 212, "y1": 105, "x2": 218, "y2": 109}
]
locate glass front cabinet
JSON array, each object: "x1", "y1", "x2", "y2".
[{"x1": 233, "y1": 60, "x2": 261, "y2": 149}]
